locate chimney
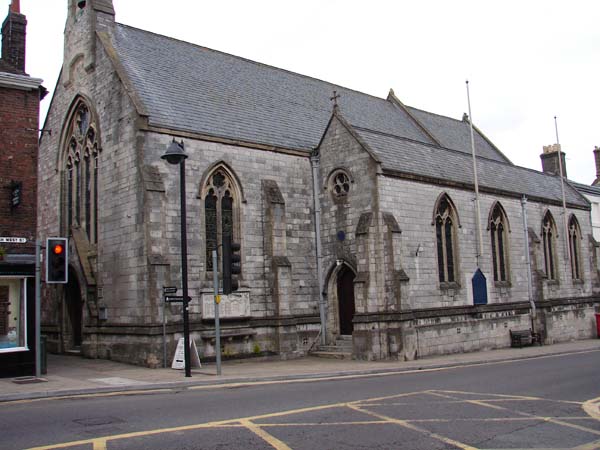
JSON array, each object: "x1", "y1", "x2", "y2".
[
  {"x1": 1, "y1": 0, "x2": 27, "y2": 72},
  {"x1": 540, "y1": 144, "x2": 567, "y2": 178},
  {"x1": 593, "y1": 146, "x2": 600, "y2": 186}
]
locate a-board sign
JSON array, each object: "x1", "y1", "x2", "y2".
[{"x1": 171, "y1": 338, "x2": 201, "y2": 369}]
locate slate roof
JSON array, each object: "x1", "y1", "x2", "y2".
[
  {"x1": 106, "y1": 23, "x2": 587, "y2": 208},
  {"x1": 354, "y1": 127, "x2": 588, "y2": 208},
  {"x1": 110, "y1": 24, "x2": 503, "y2": 161},
  {"x1": 407, "y1": 107, "x2": 511, "y2": 163},
  {"x1": 569, "y1": 180, "x2": 600, "y2": 197}
]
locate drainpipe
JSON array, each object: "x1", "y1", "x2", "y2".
[
  {"x1": 521, "y1": 196, "x2": 536, "y2": 331},
  {"x1": 311, "y1": 152, "x2": 327, "y2": 345}
]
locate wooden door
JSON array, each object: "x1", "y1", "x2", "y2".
[{"x1": 337, "y1": 266, "x2": 356, "y2": 335}]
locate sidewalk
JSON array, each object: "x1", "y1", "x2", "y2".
[{"x1": 1, "y1": 339, "x2": 599, "y2": 403}]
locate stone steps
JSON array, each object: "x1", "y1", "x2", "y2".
[{"x1": 311, "y1": 335, "x2": 353, "y2": 359}]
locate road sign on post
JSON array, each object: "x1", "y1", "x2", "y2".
[{"x1": 46, "y1": 238, "x2": 68, "y2": 284}]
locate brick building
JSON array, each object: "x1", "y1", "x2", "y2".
[
  {"x1": 0, "y1": 0, "x2": 45, "y2": 377},
  {"x1": 38, "y1": 0, "x2": 599, "y2": 367}
]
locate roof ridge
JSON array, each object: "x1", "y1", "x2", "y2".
[
  {"x1": 114, "y1": 22, "x2": 393, "y2": 107},
  {"x1": 405, "y1": 104, "x2": 464, "y2": 124}
]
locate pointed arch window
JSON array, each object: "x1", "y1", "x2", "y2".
[
  {"x1": 63, "y1": 102, "x2": 100, "y2": 244},
  {"x1": 435, "y1": 195, "x2": 458, "y2": 283},
  {"x1": 489, "y1": 203, "x2": 509, "y2": 282},
  {"x1": 542, "y1": 211, "x2": 558, "y2": 281},
  {"x1": 203, "y1": 168, "x2": 239, "y2": 271},
  {"x1": 568, "y1": 215, "x2": 582, "y2": 281}
]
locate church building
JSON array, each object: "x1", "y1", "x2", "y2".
[{"x1": 38, "y1": 0, "x2": 599, "y2": 367}]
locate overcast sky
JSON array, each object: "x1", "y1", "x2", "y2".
[{"x1": 7, "y1": 0, "x2": 600, "y2": 184}]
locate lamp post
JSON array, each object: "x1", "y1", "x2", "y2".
[{"x1": 162, "y1": 139, "x2": 191, "y2": 377}]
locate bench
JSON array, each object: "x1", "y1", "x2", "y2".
[{"x1": 510, "y1": 329, "x2": 542, "y2": 348}]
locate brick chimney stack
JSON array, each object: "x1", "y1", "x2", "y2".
[
  {"x1": 1, "y1": 0, "x2": 27, "y2": 73},
  {"x1": 540, "y1": 144, "x2": 567, "y2": 178}
]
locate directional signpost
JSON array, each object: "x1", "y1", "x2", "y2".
[{"x1": 165, "y1": 295, "x2": 189, "y2": 303}]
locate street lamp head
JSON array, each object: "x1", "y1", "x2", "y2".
[{"x1": 161, "y1": 139, "x2": 188, "y2": 165}]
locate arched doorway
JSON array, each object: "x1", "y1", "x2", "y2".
[
  {"x1": 65, "y1": 268, "x2": 83, "y2": 349},
  {"x1": 337, "y1": 265, "x2": 356, "y2": 335}
]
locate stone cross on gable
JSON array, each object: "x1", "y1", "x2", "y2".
[{"x1": 330, "y1": 90, "x2": 341, "y2": 110}]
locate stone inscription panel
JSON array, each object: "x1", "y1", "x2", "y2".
[{"x1": 201, "y1": 292, "x2": 251, "y2": 319}]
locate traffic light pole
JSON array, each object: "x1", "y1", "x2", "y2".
[{"x1": 212, "y1": 250, "x2": 221, "y2": 376}]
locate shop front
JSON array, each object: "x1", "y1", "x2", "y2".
[{"x1": 0, "y1": 255, "x2": 36, "y2": 377}]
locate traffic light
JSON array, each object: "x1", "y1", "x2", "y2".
[
  {"x1": 46, "y1": 238, "x2": 68, "y2": 284},
  {"x1": 222, "y1": 235, "x2": 241, "y2": 294}
]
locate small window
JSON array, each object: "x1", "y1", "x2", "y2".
[
  {"x1": 489, "y1": 203, "x2": 510, "y2": 282},
  {"x1": 434, "y1": 194, "x2": 458, "y2": 283},
  {"x1": 542, "y1": 211, "x2": 558, "y2": 281},
  {"x1": 330, "y1": 170, "x2": 351, "y2": 198},
  {"x1": 568, "y1": 215, "x2": 582, "y2": 281}
]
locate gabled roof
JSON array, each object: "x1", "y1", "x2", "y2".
[
  {"x1": 108, "y1": 24, "x2": 508, "y2": 161},
  {"x1": 350, "y1": 126, "x2": 588, "y2": 208}
]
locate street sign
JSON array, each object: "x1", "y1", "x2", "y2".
[
  {"x1": 165, "y1": 295, "x2": 191, "y2": 303},
  {"x1": 163, "y1": 286, "x2": 178, "y2": 294},
  {"x1": 0, "y1": 237, "x2": 27, "y2": 244}
]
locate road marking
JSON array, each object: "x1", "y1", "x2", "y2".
[
  {"x1": 92, "y1": 439, "x2": 106, "y2": 450},
  {"x1": 240, "y1": 419, "x2": 292, "y2": 450},
  {"x1": 24, "y1": 388, "x2": 600, "y2": 450},
  {"x1": 572, "y1": 437, "x2": 600, "y2": 450},
  {"x1": 431, "y1": 391, "x2": 600, "y2": 437},
  {"x1": 347, "y1": 404, "x2": 479, "y2": 450},
  {"x1": 583, "y1": 397, "x2": 600, "y2": 421}
]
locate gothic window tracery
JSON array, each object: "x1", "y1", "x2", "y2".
[
  {"x1": 542, "y1": 211, "x2": 558, "y2": 281},
  {"x1": 63, "y1": 102, "x2": 100, "y2": 244},
  {"x1": 489, "y1": 203, "x2": 509, "y2": 282},
  {"x1": 329, "y1": 169, "x2": 351, "y2": 199},
  {"x1": 203, "y1": 168, "x2": 238, "y2": 271},
  {"x1": 434, "y1": 194, "x2": 458, "y2": 283},
  {"x1": 568, "y1": 215, "x2": 582, "y2": 281}
]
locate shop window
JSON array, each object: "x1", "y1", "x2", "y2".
[{"x1": 0, "y1": 280, "x2": 26, "y2": 352}]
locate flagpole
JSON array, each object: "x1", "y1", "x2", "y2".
[
  {"x1": 466, "y1": 81, "x2": 484, "y2": 268},
  {"x1": 554, "y1": 116, "x2": 571, "y2": 269}
]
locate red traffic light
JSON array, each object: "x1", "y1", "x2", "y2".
[{"x1": 53, "y1": 244, "x2": 64, "y2": 255}]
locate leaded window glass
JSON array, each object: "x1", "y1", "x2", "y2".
[
  {"x1": 490, "y1": 204, "x2": 509, "y2": 282},
  {"x1": 435, "y1": 195, "x2": 457, "y2": 283},
  {"x1": 542, "y1": 212, "x2": 557, "y2": 280},
  {"x1": 568, "y1": 215, "x2": 582, "y2": 280},
  {"x1": 203, "y1": 169, "x2": 238, "y2": 271},
  {"x1": 63, "y1": 102, "x2": 101, "y2": 244}
]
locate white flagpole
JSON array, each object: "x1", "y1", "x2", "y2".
[
  {"x1": 466, "y1": 81, "x2": 484, "y2": 268},
  {"x1": 554, "y1": 116, "x2": 571, "y2": 269}
]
